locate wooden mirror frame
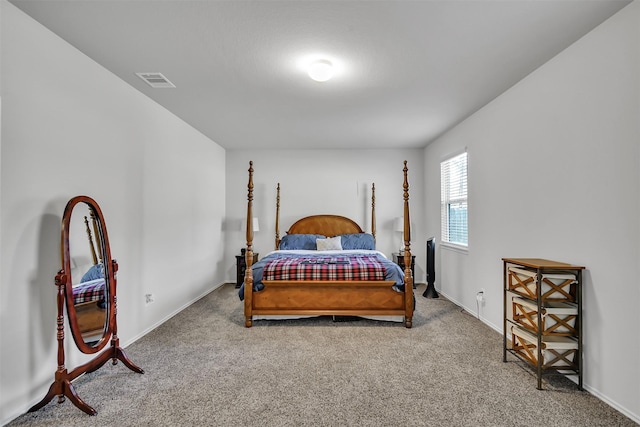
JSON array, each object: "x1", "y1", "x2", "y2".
[
  {"x1": 29, "y1": 195, "x2": 143, "y2": 416},
  {"x1": 64, "y1": 196, "x2": 112, "y2": 353}
]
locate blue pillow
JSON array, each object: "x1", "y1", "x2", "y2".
[
  {"x1": 279, "y1": 234, "x2": 326, "y2": 250},
  {"x1": 81, "y1": 263, "x2": 104, "y2": 282},
  {"x1": 340, "y1": 233, "x2": 376, "y2": 250}
]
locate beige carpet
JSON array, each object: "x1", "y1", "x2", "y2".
[{"x1": 8, "y1": 283, "x2": 636, "y2": 426}]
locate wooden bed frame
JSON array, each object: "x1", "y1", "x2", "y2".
[{"x1": 243, "y1": 161, "x2": 414, "y2": 328}]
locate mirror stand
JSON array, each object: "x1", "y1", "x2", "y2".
[
  {"x1": 29, "y1": 265, "x2": 143, "y2": 416},
  {"x1": 30, "y1": 195, "x2": 143, "y2": 416}
]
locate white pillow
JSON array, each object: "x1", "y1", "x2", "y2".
[{"x1": 316, "y1": 236, "x2": 343, "y2": 251}]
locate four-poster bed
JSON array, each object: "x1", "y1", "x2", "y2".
[{"x1": 241, "y1": 161, "x2": 414, "y2": 328}]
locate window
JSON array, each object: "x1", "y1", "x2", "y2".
[{"x1": 441, "y1": 151, "x2": 468, "y2": 247}]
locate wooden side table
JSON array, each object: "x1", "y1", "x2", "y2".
[
  {"x1": 236, "y1": 250, "x2": 259, "y2": 288},
  {"x1": 393, "y1": 252, "x2": 416, "y2": 288}
]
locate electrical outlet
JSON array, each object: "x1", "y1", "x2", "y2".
[
  {"x1": 145, "y1": 293, "x2": 154, "y2": 305},
  {"x1": 476, "y1": 288, "x2": 485, "y2": 302}
]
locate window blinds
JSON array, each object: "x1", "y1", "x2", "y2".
[{"x1": 441, "y1": 152, "x2": 468, "y2": 246}]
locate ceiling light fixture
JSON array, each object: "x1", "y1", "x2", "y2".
[{"x1": 307, "y1": 59, "x2": 334, "y2": 82}]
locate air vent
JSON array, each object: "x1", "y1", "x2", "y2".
[{"x1": 135, "y1": 72, "x2": 176, "y2": 88}]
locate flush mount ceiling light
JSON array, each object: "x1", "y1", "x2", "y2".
[{"x1": 307, "y1": 59, "x2": 334, "y2": 82}]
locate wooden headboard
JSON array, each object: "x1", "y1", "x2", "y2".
[
  {"x1": 287, "y1": 215, "x2": 364, "y2": 237},
  {"x1": 274, "y1": 183, "x2": 376, "y2": 249}
]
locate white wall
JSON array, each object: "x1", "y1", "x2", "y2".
[
  {"x1": 225, "y1": 150, "x2": 426, "y2": 283},
  {"x1": 424, "y1": 2, "x2": 639, "y2": 422},
  {"x1": 0, "y1": 2, "x2": 226, "y2": 424}
]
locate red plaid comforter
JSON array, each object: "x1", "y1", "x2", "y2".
[
  {"x1": 263, "y1": 255, "x2": 386, "y2": 281},
  {"x1": 72, "y1": 279, "x2": 106, "y2": 304}
]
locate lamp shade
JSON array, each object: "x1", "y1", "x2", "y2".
[
  {"x1": 242, "y1": 217, "x2": 260, "y2": 233},
  {"x1": 394, "y1": 217, "x2": 404, "y2": 232}
]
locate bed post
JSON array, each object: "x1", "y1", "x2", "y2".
[
  {"x1": 90, "y1": 210, "x2": 103, "y2": 263},
  {"x1": 244, "y1": 161, "x2": 255, "y2": 327},
  {"x1": 402, "y1": 161, "x2": 414, "y2": 328},
  {"x1": 275, "y1": 183, "x2": 281, "y2": 250},
  {"x1": 84, "y1": 215, "x2": 98, "y2": 265},
  {"x1": 371, "y1": 183, "x2": 376, "y2": 241}
]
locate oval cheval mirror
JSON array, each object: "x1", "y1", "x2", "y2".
[
  {"x1": 67, "y1": 201, "x2": 109, "y2": 351},
  {"x1": 29, "y1": 195, "x2": 144, "y2": 416}
]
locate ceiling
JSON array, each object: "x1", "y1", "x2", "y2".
[{"x1": 10, "y1": 0, "x2": 632, "y2": 150}]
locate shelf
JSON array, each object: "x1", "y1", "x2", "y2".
[
  {"x1": 502, "y1": 258, "x2": 584, "y2": 390},
  {"x1": 511, "y1": 296, "x2": 577, "y2": 337}
]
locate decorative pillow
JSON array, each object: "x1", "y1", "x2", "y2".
[
  {"x1": 340, "y1": 233, "x2": 376, "y2": 250},
  {"x1": 81, "y1": 263, "x2": 104, "y2": 283},
  {"x1": 316, "y1": 236, "x2": 343, "y2": 251},
  {"x1": 279, "y1": 234, "x2": 326, "y2": 250}
]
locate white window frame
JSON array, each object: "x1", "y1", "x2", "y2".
[{"x1": 441, "y1": 150, "x2": 468, "y2": 252}]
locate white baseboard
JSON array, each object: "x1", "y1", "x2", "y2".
[
  {"x1": 437, "y1": 291, "x2": 640, "y2": 425},
  {"x1": 121, "y1": 282, "x2": 226, "y2": 349},
  {"x1": 437, "y1": 290, "x2": 501, "y2": 333}
]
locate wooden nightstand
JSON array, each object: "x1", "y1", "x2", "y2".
[
  {"x1": 393, "y1": 252, "x2": 416, "y2": 288},
  {"x1": 236, "y1": 250, "x2": 259, "y2": 288}
]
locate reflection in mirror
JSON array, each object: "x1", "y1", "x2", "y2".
[{"x1": 68, "y1": 204, "x2": 108, "y2": 347}]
